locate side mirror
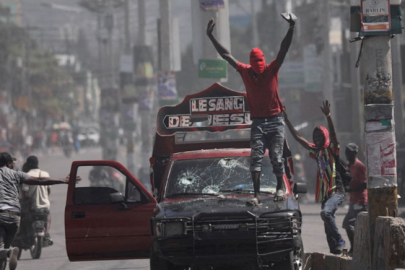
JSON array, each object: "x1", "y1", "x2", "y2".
[
  {"x1": 293, "y1": 182, "x2": 307, "y2": 194},
  {"x1": 109, "y1": 192, "x2": 125, "y2": 204}
]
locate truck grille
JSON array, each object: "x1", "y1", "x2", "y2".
[
  {"x1": 256, "y1": 216, "x2": 296, "y2": 255},
  {"x1": 160, "y1": 213, "x2": 300, "y2": 257}
]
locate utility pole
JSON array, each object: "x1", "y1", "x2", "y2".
[
  {"x1": 191, "y1": 0, "x2": 230, "y2": 88},
  {"x1": 349, "y1": 1, "x2": 402, "y2": 264},
  {"x1": 122, "y1": 0, "x2": 135, "y2": 174},
  {"x1": 392, "y1": 35, "x2": 404, "y2": 141},
  {"x1": 319, "y1": 0, "x2": 334, "y2": 114},
  {"x1": 124, "y1": 0, "x2": 130, "y2": 53},
  {"x1": 362, "y1": 35, "x2": 398, "y2": 263},
  {"x1": 79, "y1": 0, "x2": 126, "y2": 161},
  {"x1": 138, "y1": 0, "x2": 146, "y2": 43},
  {"x1": 251, "y1": 0, "x2": 259, "y2": 48},
  {"x1": 160, "y1": 0, "x2": 172, "y2": 72},
  {"x1": 350, "y1": 39, "x2": 363, "y2": 154},
  {"x1": 106, "y1": 1, "x2": 114, "y2": 89}
]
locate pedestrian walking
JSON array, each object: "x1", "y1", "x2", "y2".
[
  {"x1": 206, "y1": 13, "x2": 296, "y2": 205},
  {"x1": 0, "y1": 152, "x2": 79, "y2": 270},
  {"x1": 283, "y1": 100, "x2": 346, "y2": 255},
  {"x1": 342, "y1": 143, "x2": 367, "y2": 256}
]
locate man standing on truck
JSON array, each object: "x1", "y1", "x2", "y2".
[
  {"x1": 0, "y1": 152, "x2": 79, "y2": 270},
  {"x1": 283, "y1": 101, "x2": 346, "y2": 255},
  {"x1": 206, "y1": 14, "x2": 296, "y2": 205}
]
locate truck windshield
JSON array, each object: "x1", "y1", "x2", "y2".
[{"x1": 164, "y1": 156, "x2": 277, "y2": 198}]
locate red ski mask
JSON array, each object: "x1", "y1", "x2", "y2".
[{"x1": 250, "y1": 48, "x2": 265, "y2": 74}]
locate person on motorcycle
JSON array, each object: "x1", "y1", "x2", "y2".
[{"x1": 21, "y1": 156, "x2": 53, "y2": 245}]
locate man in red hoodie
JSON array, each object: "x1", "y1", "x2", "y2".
[
  {"x1": 206, "y1": 14, "x2": 296, "y2": 205},
  {"x1": 284, "y1": 100, "x2": 346, "y2": 255}
]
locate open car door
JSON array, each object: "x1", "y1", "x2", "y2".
[{"x1": 65, "y1": 160, "x2": 156, "y2": 261}]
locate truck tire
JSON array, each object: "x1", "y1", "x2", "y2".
[
  {"x1": 150, "y1": 247, "x2": 187, "y2": 270},
  {"x1": 274, "y1": 235, "x2": 304, "y2": 270},
  {"x1": 150, "y1": 248, "x2": 169, "y2": 270}
]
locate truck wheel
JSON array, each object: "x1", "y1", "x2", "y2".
[
  {"x1": 274, "y1": 235, "x2": 304, "y2": 270},
  {"x1": 293, "y1": 235, "x2": 304, "y2": 270},
  {"x1": 273, "y1": 251, "x2": 294, "y2": 270},
  {"x1": 150, "y1": 249, "x2": 169, "y2": 270},
  {"x1": 150, "y1": 248, "x2": 187, "y2": 270}
]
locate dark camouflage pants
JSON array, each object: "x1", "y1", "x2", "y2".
[{"x1": 250, "y1": 116, "x2": 285, "y2": 177}]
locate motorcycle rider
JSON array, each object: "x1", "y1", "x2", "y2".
[{"x1": 21, "y1": 156, "x2": 53, "y2": 245}]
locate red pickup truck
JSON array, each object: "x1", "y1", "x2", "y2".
[{"x1": 64, "y1": 83, "x2": 307, "y2": 270}]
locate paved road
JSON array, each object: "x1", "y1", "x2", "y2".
[{"x1": 10, "y1": 146, "x2": 362, "y2": 269}]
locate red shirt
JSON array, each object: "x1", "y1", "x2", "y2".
[
  {"x1": 348, "y1": 159, "x2": 367, "y2": 205},
  {"x1": 236, "y1": 60, "x2": 283, "y2": 118}
]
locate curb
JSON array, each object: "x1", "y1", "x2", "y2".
[{"x1": 304, "y1": 252, "x2": 352, "y2": 270}]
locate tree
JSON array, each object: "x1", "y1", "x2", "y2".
[
  {"x1": 0, "y1": 18, "x2": 78, "y2": 124},
  {"x1": 29, "y1": 50, "x2": 78, "y2": 121}
]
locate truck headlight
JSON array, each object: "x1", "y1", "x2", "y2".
[
  {"x1": 164, "y1": 222, "x2": 184, "y2": 236},
  {"x1": 155, "y1": 221, "x2": 185, "y2": 237}
]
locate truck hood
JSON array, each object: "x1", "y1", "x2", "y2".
[{"x1": 155, "y1": 194, "x2": 300, "y2": 219}]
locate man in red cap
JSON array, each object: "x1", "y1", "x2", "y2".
[{"x1": 206, "y1": 14, "x2": 296, "y2": 205}]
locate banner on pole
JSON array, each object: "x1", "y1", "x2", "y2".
[{"x1": 199, "y1": 0, "x2": 225, "y2": 11}]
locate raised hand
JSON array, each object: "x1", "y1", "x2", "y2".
[
  {"x1": 281, "y1": 13, "x2": 297, "y2": 26},
  {"x1": 320, "y1": 100, "x2": 331, "y2": 116},
  {"x1": 206, "y1": 18, "x2": 216, "y2": 36}
]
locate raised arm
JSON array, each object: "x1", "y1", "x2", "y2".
[
  {"x1": 320, "y1": 100, "x2": 338, "y2": 146},
  {"x1": 283, "y1": 110, "x2": 310, "y2": 150},
  {"x1": 206, "y1": 18, "x2": 238, "y2": 69},
  {"x1": 275, "y1": 13, "x2": 296, "y2": 67}
]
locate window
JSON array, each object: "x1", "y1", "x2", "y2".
[
  {"x1": 74, "y1": 165, "x2": 126, "y2": 205},
  {"x1": 164, "y1": 156, "x2": 277, "y2": 198}
]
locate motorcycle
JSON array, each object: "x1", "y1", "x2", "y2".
[{"x1": 12, "y1": 210, "x2": 52, "y2": 260}]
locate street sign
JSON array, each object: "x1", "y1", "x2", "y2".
[
  {"x1": 361, "y1": 0, "x2": 390, "y2": 33},
  {"x1": 350, "y1": 0, "x2": 402, "y2": 35},
  {"x1": 198, "y1": 59, "x2": 227, "y2": 79}
]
